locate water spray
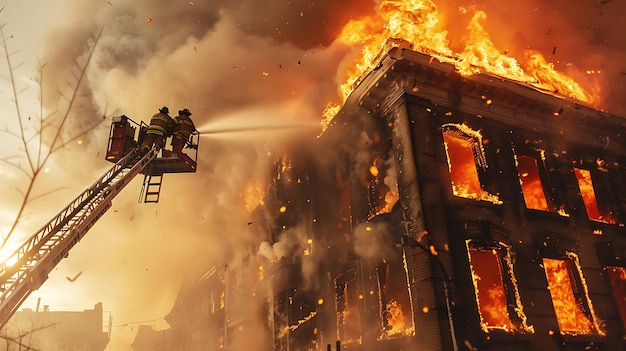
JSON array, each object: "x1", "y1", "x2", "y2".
[{"x1": 198, "y1": 123, "x2": 318, "y2": 136}]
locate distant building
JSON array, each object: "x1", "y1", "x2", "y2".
[
  {"x1": 3, "y1": 302, "x2": 110, "y2": 351},
  {"x1": 152, "y1": 47, "x2": 626, "y2": 351}
]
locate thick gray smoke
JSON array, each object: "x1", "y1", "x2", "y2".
[{"x1": 3, "y1": 0, "x2": 625, "y2": 350}]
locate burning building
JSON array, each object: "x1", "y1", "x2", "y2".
[
  {"x1": 156, "y1": 46, "x2": 626, "y2": 351},
  {"x1": 309, "y1": 46, "x2": 626, "y2": 351}
]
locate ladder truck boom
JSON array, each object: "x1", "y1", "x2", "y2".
[
  {"x1": 0, "y1": 148, "x2": 157, "y2": 327},
  {"x1": 0, "y1": 115, "x2": 199, "y2": 329}
]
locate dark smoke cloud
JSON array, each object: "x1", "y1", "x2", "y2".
[{"x1": 11, "y1": 0, "x2": 626, "y2": 349}]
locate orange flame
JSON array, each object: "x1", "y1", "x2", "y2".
[
  {"x1": 380, "y1": 300, "x2": 414, "y2": 339},
  {"x1": 467, "y1": 247, "x2": 514, "y2": 331},
  {"x1": 275, "y1": 153, "x2": 293, "y2": 182},
  {"x1": 368, "y1": 157, "x2": 400, "y2": 218},
  {"x1": 467, "y1": 241, "x2": 534, "y2": 333},
  {"x1": 334, "y1": 0, "x2": 452, "y2": 103},
  {"x1": 325, "y1": 0, "x2": 592, "y2": 127},
  {"x1": 515, "y1": 154, "x2": 549, "y2": 211},
  {"x1": 244, "y1": 180, "x2": 265, "y2": 213},
  {"x1": 543, "y1": 257, "x2": 597, "y2": 335},
  {"x1": 442, "y1": 125, "x2": 501, "y2": 204},
  {"x1": 381, "y1": 191, "x2": 399, "y2": 213},
  {"x1": 336, "y1": 278, "x2": 362, "y2": 345},
  {"x1": 573, "y1": 168, "x2": 618, "y2": 224},
  {"x1": 284, "y1": 311, "x2": 317, "y2": 333}
]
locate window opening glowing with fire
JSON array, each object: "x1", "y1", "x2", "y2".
[
  {"x1": 335, "y1": 270, "x2": 362, "y2": 346},
  {"x1": 375, "y1": 259, "x2": 415, "y2": 340},
  {"x1": 442, "y1": 124, "x2": 501, "y2": 204},
  {"x1": 512, "y1": 146, "x2": 568, "y2": 216},
  {"x1": 573, "y1": 168, "x2": 621, "y2": 225},
  {"x1": 542, "y1": 252, "x2": 605, "y2": 336},
  {"x1": 605, "y1": 266, "x2": 626, "y2": 330},
  {"x1": 466, "y1": 241, "x2": 533, "y2": 333}
]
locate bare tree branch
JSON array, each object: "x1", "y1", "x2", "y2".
[
  {"x1": 0, "y1": 320, "x2": 60, "y2": 351},
  {"x1": 0, "y1": 23, "x2": 105, "y2": 249},
  {"x1": 0, "y1": 23, "x2": 35, "y2": 174},
  {"x1": 0, "y1": 157, "x2": 30, "y2": 178}
]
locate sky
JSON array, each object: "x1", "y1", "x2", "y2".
[{"x1": 1, "y1": 0, "x2": 625, "y2": 350}]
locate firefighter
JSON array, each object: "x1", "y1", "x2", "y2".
[
  {"x1": 139, "y1": 106, "x2": 174, "y2": 154},
  {"x1": 171, "y1": 108, "x2": 197, "y2": 153}
]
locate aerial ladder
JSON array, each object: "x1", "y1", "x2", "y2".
[{"x1": 0, "y1": 115, "x2": 199, "y2": 329}]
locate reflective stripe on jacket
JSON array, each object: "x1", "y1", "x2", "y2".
[
  {"x1": 172, "y1": 115, "x2": 196, "y2": 139},
  {"x1": 146, "y1": 112, "x2": 173, "y2": 136}
]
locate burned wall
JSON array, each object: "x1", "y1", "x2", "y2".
[
  {"x1": 244, "y1": 47, "x2": 626, "y2": 351},
  {"x1": 396, "y1": 69, "x2": 626, "y2": 351},
  {"x1": 326, "y1": 47, "x2": 626, "y2": 351}
]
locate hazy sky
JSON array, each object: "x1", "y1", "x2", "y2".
[{"x1": 2, "y1": 0, "x2": 625, "y2": 350}]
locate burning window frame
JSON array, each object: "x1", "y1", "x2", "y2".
[
  {"x1": 274, "y1": 287, "x2": 319, "y2": 351},
  {"x1": 465, "y1": 240, "x2": 534, "y2": 334},
  {"x1": 604, "y1": 266, "x2": 626, "y2": 331},
  {"x1": 334, "y1": 269, "x2": 362, "y2": 346},
  {"x1": 512, "y1": 144, "x2": 567, "y2": 216},
  {"x1": 542, "y1": 252, "x2": 605, "y2": 337},
  {"x1": 441, "y1": 123, "x2": 502, "y2": 204},
  {"x1": 573, "y1": 167, "x2": 623, "y2": 225},
  {"x1": 374, "y1": 259, "x2": 415, "y2": 340}
]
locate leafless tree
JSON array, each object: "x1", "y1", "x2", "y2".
[
  {"x1": 1, "y1": 318, "x2": 59, "y2": 351},
  {"x1": 0, "y1": 13, "x2": 104, "y2": 250}
]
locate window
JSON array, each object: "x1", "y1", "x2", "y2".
[
  {"x1": 516, "y1": 154, "x2": 549, "y2": 210},
  {"x1": 375, "y1": 259, "x2": 415, "y2": 340},
  {"x1": 335, "y1": 270, "x2": 362, "y2": 345},
  {"x1": 542, "y1": 252, "x2": 604, "y2": 336},
  {"x1": 605, "y1": 266, "x2": 626, "y2": 330},
  {"x1": 442, "y1": 124, "x2": 501, "y2": 204},
  {"x1": 573, "y1": 168, "x2": 621, "y2": 224},
  {"x1": 512, "y1": 145, "x2": 566, "y2": 215},
  {"x1": 466, "y1": 241, "x2": 533, "y2": 333}
]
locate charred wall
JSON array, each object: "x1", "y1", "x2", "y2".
[
  {"x1": 393, "y1": 69, "x2": 626, "y2": 351},
  {"x1": 324, "y1": 47, "x2": 626, "y2": 351},
  {"x1": 204, "y1": 47, "x2": 626, "y2": 351}
]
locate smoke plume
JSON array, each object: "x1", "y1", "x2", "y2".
[{"x1": 4, "y1": 0, "x2": 625, "y2": 349}]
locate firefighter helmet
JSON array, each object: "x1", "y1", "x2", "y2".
[
  {"x1": 159, "y1": 106, "x2": 169, "y2": 114},
  {"x1": 180, "y1": 108, "x2": 192, "y2": 116}
]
